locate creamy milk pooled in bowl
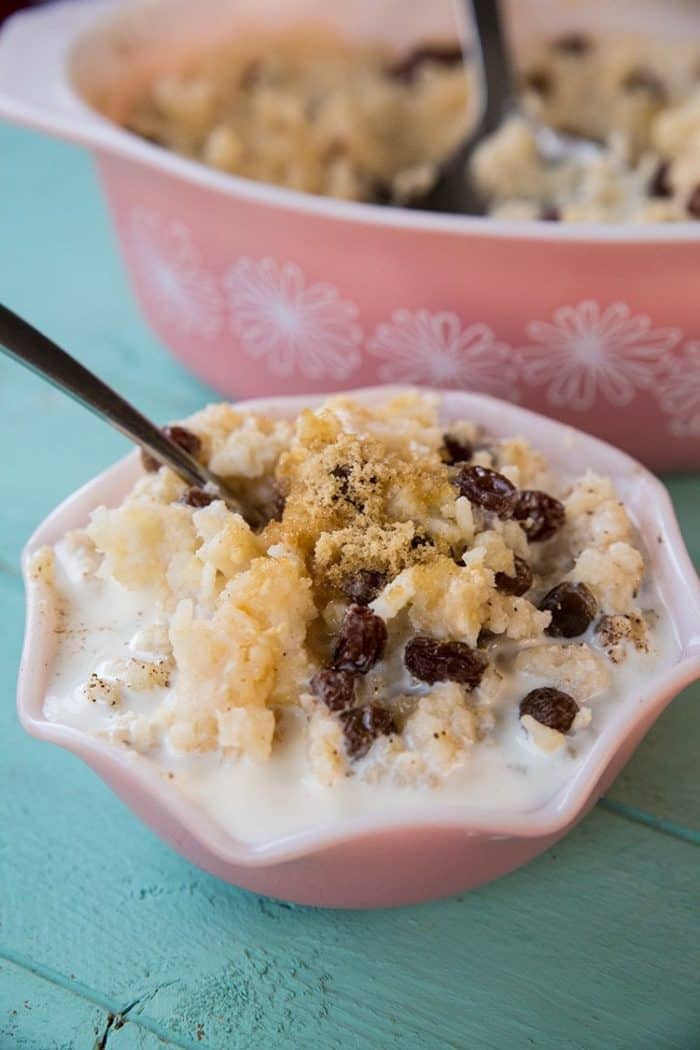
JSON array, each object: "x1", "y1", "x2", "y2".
[{"x1": 34, "y1": 392, "x2": 676, "y2": 848}]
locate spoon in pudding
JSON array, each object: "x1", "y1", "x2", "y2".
[
  {"x1": 414, "y1": 0, "x2": 601, "y2": 215},
  {"x1": 0, "y1": 303, "x2": 251, "y2": 520}
]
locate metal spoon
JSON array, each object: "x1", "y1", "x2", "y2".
[
  {"x1": 414, "y1": 0, "x2": 601, "y2": 215},
  {"x1": 0, "y1": 303, "x2": 247, "y2": 517}
]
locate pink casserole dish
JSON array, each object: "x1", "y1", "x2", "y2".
[
  {"x1": 18, "y1": 388, "x2": 700, "y2": 908},
  {"x1": 0, "y1": 0, "x2": 699, "y2": 471}
]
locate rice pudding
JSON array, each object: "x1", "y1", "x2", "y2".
[{"x1": 34, "y1": 393, "x2": 674, "y2": 845}]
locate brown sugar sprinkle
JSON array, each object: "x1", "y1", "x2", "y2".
[
  {"x1": 313, "y1": 521, "x2": 443, "y2": 596},
  {"x1": 141, "y1": 425, "x2": 202, "y2": 473},
  {"x1": 339, "y1": 704, "x2": 397, "y2": 759},
  {"x1": 520, "y1": 687, "x2": 579, "y2": 733},
  {"x1": 494, "y1": 555, "x2": 533, "y2": 597},
  {"x1": 540, "y1": 582, "x2": 598, "y2": 638},
  {"x1": 278, "y1": 433, "x2": 390, "y2": 549},
  {"x1": 278, "y1": 423, "x2": 456, "y2": 587},
  {"x1": 329, "y1": 463, "x2": 368, "y2": 512},
  {"x1": 512, "y1": 490, "x2": 566, "y2": 542},
  {"x1": 404, "y1": 636, "x2": 488, "y2": 688},
  {"x1": 310, "y1": 668, "x2": 355, "y2": 711},
  {"x1": 332, "y1": 604, "x2": 387, "y2": 675},
  {"x1": 454, "y1": 464, "x2": 517, "y2": 516}
]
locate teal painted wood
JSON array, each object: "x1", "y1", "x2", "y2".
[
  {"x1": 1, "y1": 123, "x2": 699, "y2": 1050},
  {"x1": 0, "y1": 959, "x2": 103, "y2": 1050}
]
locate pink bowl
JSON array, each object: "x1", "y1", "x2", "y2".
[
  {"x1": 18, "y1": 387, "x2": 700, "y2": 908},
  {"x1": 0, "y1": 0, "x2": 699, "y2": 472}
]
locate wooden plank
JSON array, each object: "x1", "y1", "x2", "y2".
[
  {"x1": 2, "y1": 740, "x2": 699, "y2": 1050},
  {"x1": 0, "y1": 956, "x2": 194, "y2": 1050},
  {"x1": 605, "y1": 683, "x2": 700, "y2": 831},
  {"x1": 0, "y1": 958, "x2": 102, "y2": 1050}
]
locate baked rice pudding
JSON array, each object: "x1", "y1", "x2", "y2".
[
  {"x1": 125, "y1": 33, "x2": 471, "y2": 204},
  {"x1": 125, "y1": 28, "x2": 700, "y2": 221},
  {"x1": 471, "y1": 30, "x2": 700, "y2": 222}
]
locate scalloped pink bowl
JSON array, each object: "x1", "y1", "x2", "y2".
[
  {"x1": 0, "y1": 0, "x2": 699, "y2": 471},
  {"x1": 18, "y1": 387, "x2": 700, "y2": 908}
]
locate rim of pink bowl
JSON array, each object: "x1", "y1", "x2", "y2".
[
  {"x1": 0, "y1": 0, "x2": 699, "y2": 245},
  {"x1": 17, "y1": 387, "x2": 700, "y2": 869}
]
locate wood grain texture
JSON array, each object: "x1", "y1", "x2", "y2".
[
  {"x1": 0, "y1": 959, "x2": 103, "y2": 1050},
  {"x1": 0, "y1": 123, "x2": 698, "y2": 1050}
]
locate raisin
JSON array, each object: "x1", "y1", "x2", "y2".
[
  {"x1": 180, "y1": 487, "x2": 215, "y2": 508},
  {"x1": 341, "y1": 569, "x2": 386, "y2": 606},
  {"x1": 520, "y1": 687, "x2": 579, "y2": 733},
  {"x1": 540, "y1": 582, "x2": 597, "y2": 637},
  {"x1": 540, "y1": 206, "x2": 561, "y2": 222},
  {"x1": 454, "y1": 464, "x2": 517, "y2": 516},
  {"x1": 442, "y1": 433, "x2": 473, "y2": 464},
  {"x1": 687, "y1": 185, "x2": 700, "y2": 218},
  {"x1": 495, "y1": 555, "x2": 533, "y2": 596},
  {"x1": 621, "y1": 68, "x2": 666, "y2": 100},
  {"x1": 404, "y1": 636, "x2": 488, "y2": 688},
  {"x1": 340, "y1": 704, "x2": 397, "y2": 760},
  {"x1": 648, "y1": 161, "x2": 672, "y2": 199},
  {"x1": 332, "y1": 604, "x2": 387, "y2": 675},
  {"x1": 550, "y1": 32, "x2": 593, "y2": 56},
  {"x1": 388, "y1": 44, "x2": 464, "y2": 82},
  {"x1": 522, "y1": 68, "x2": 553, "y2": 97},
  {"x1": 512, "y1": 490, "x2": 566, "y2": 541},
  {"x1": 141, "y1": 425, "x2": 202, "y2": 473},
  {"x1": 310, "y1": 668, "x2": 355, "y2": 712}
]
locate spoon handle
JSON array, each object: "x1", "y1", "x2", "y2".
[
  {"x1": 471, "y1": 0, "x2": 516, "y2": 138},
  {"x1": 0, "y1": 303, "x2": 230, "y2": 499},
  {"x1": 410, "y1": 0, "x2": 515, "y2": 214}
]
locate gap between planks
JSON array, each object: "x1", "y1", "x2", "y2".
[
  {"x1": 0, "y1": 946, "x2": 201, "y2": 1050},
  {"x1": 598, "y1": 796, "x2": 700, "y2": 846},
  {"x1": 1, "y1": 799, "x2": 698, "y2": 1050}
]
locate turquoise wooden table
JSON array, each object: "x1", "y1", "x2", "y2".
[{"x1": 0, "y1": 122, "x2": 698, "y2": 1050}]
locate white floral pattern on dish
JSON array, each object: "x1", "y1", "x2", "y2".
[
  {"x1": 655, "y1": 341, "x2": 700, "y2": 438},
  {"x1": 519, "y1": 301, "x2": 681, "y2": 411},
  {"x1": 224, "y1": 258, "x2": 362, "y2": 380},
  {"x1": 127, "y1": 208, "x2": 223, "y2": 339},
  {"x1": 367, "y1": 310, "x2": 519, "y2": 399}
]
